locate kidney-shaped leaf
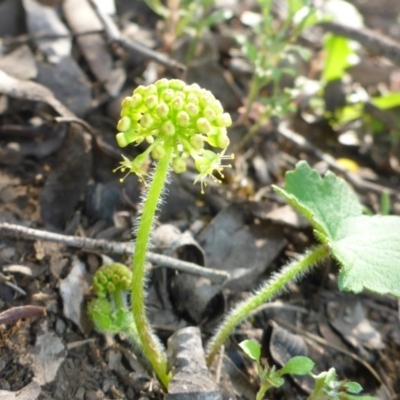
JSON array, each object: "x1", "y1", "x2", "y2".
[
  {"x1": 274, "y1": 161, "x2": 400, "y2": 298},
  {"x1": 273, "y1": 161, "x2": 362, "y2": 240}
]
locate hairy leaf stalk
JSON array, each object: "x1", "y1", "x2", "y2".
[
  {"x1": 206, "y1": 244, "x2": 330, "y2": 366},
  {"x1": 132, "y1": 145, "x2": 173, "y2": 388}
]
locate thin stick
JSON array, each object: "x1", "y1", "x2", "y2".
[
  {"x1": 0, "y1": 222, "x2": 229, "y2": 283},
  {"x1": 88, "y1": 0, "x2": 185, "y2": 75},
  {"x1": 1, "y1": 30, "x2": 105, "y2": 47}
]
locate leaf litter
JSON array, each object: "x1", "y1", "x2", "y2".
[{"x1": 0, "y1": 0, "x2": 399, "y2": 399}]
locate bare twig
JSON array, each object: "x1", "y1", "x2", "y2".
[
  {"x1": 88, "y1": 0, "x2": 186, "y2": 76},
  {"x1": 0, "y1": 272, "x2": 26, "y2": 295},
  {"x1": 1, "y1": 29, "x2": 105, "y2": 47},
  {"x1": 277, "y1": 122, "x2": 400, "y2": 198},
  {"x1": 54, "y1": 117, "x2": 94, "y2": 134},
  {"x1": 66, "y1": 338, "x2": 97, "y2": 350},
  {"x1": 0, "y1": 222, "x2": 228, "y2": 283}
]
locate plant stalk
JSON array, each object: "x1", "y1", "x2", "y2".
[
  {"x1": 131, "y1": 146, "x2": 173, "y2": 388},
  {"x1": 206, "y1": 244, "x2": 330, "y2": 366},
  {"x1": 243, "y1": 74, "x2": 264, "y2": 123}
]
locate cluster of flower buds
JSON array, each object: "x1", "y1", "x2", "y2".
[
  {"x1": 88, "y1": 263, "x2": 134, "y2": 333},
  {"x1": 92, "y1": 263, "x2": 132, "y2": 298},
  {"x1": 115, "y1": 79, "x2": 233, "y2": 192}
]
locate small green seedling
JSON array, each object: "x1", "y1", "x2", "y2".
[
  {"x1": 240, "y1": 339, "x2": 374, "y2": 399},
  {"x1": 239, "y1": 339, "x2": 314, "y2": 400},
  {"x1": 308, "y1": 368, "x2": 375, "y2": 400},
  {"x1": 237, "y1": 0, "x2": 320, "y2": 145},
  {"x1": 144, "y1": 0, "x2": 231, "y2": 64},
  {"x1": 88, "y1": 263, "x2": 140, "y2": 345}
]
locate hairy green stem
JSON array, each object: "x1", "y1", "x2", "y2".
[
  {"x1": 257, "y1": 384, "x2": 270, "y2": 400},
  {"x1": 113, "y1": 290, "x2": 126, "y2": 313},
  {"x1": 206, "y1": 244, "x2": 330, "y2": 366},
  {"x1": 132, "y1": 145, "x2": 173, "y2": 388}
]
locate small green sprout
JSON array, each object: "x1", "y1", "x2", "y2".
[
  {"x1": 239, "y1": 339, "x2": 314, "y2": 400},
  {"x1": 309, "y1": 368, "x2": 375, "y2": 400},
  {"x1": 88, "y1": 263, "x2": 138, "y2": 342},
  {"x1": 144, "y1": 0, "x2": 232, "y2": 65},
  {"x1": 240, "y1": 340, "x2": 375, "y2": 399},
  {"x1": 237, "y1": 0, "x2": 320, "y2": 145}
]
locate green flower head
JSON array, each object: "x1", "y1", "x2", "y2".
[
  {"x1": 115, "y1": 79, "x2": 234, "y2": 191},
  {"x1": 92, "y1": 263, "x2": 132, "y2": 297}
]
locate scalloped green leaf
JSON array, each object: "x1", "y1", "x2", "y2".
[
  {"x1": 272, "y1": 161, "x2": 362, "y2": 239},
  {"x1": 273, "y1": 161, "x2": 400, "y2": 298},
  {"x1": 333, "y1": 215, "x2": 400, "y2": 296}
]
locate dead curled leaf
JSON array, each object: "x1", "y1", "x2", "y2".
[
  {"x1": 0, "y1": 305, "x2": 46, "y2": 325},
  {"x1": 0, "y1": 68, "x2": 74, "y2": 118},
  {"x1": 59, "y1": 256, "x2": 91, "y2": 333},
  {"x1": 197, "y1": 202, "x2": 286, "y2": 291},
  {"x1": 19, "y1": 321, "x2": 66, "y2": 386}
]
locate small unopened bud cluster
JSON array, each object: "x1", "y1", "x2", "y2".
[
  {"x1": 115, "y1": 79, "x2": 234, "y2": 192},
  {"x1": 88, "y1": 263, "x2": 133, "y2": 333},
  {"x1": 92, "y1": 263, "x2": 132, "y2": 298}
]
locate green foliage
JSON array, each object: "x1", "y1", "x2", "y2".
[
  {"x1": 309, "y1": 368, "x2": 375, "y2": 400},
  {"x1": 88, "y1": 263, "x2": 138, "y2": 338},
  {"x1": 239, "y1": 339, "x2": 314, "y2": 400},
  {"x1": 322, "y1": 35, "x2": 358, "y2": 83},
  {"x1": 371, "y1": 92, "x2": 400, "y2": 110},
  {"x1": 321, "y1": 0, "x2": 362, "y2": 84},
  {"x1": 89, "y1": 78, "x2": 399, "y2": 397},
  {"x1": 237, "y1": 0, "x2": 321, "y2": 146},
  {"x1": 239, "y1": 339, "x2": 261, "y2": 361},
  {"x1": 144, "y1": 0, "x2": 232, "y2": 64},
  {"x1": 273, "y1": 161, "x2": 400, "y2": 296},
  {"x1": 280, "y1": 356, "x2": 315, "y2": 376},
  {"x1": 240, "y1": 340, "x2": 374, "y2": 399},
  {"x1": 207, "y1": 160, "x2": 400, "y2": 398}
]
